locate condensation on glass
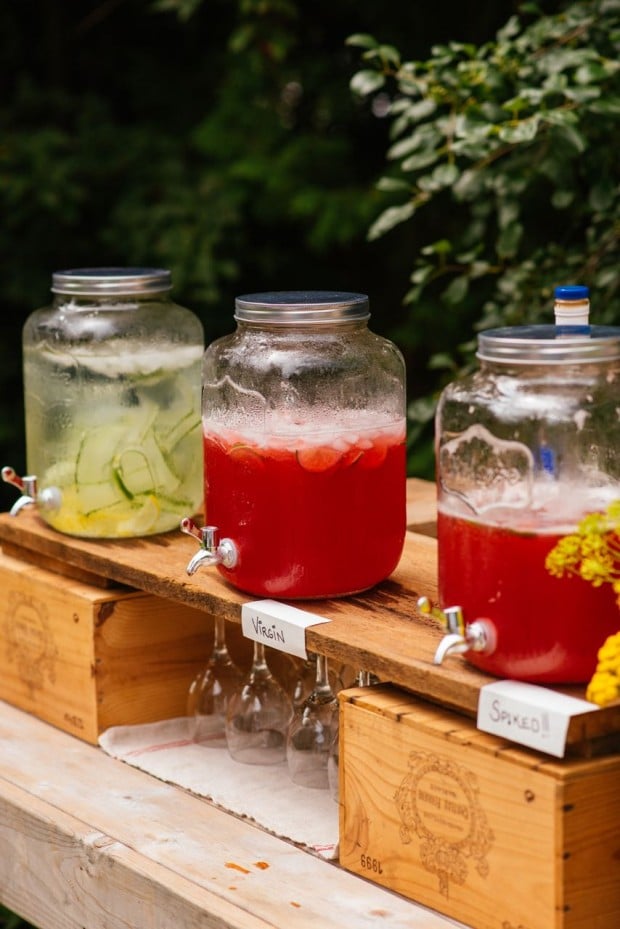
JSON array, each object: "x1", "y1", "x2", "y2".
[
  {"x1": 182, "y1": 290, "x2": 407, "y2": 599},
  {"x1": 11, "y1": 267, "x2": 204, "y2": 538}
]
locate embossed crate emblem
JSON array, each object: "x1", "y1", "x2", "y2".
[
  {"x1": 394, "y1": 750, "x2": 494, "y2": 897},
  {"x1": 3, "y1": 590, "x2": 58, "y2": 696}
]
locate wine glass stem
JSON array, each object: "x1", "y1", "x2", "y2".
[
  {"x1": 252, "y1": 640, "x2": 269, "y2": 675},
  {"x1": 212, "y1": 615, "x2": 229, "y2": 660},
  {"x1": 314, "y1": 653, "x2": 333, "y2": 698}
]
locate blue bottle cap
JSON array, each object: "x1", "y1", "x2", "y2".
[{"x1": 554, "y1": 284, "x2": 590, "y2": 301}]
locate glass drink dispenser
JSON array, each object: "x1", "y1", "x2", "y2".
[
  {"x1": 181, "y1": 290, "x2": 407, "y2": 599},
  {"x1": 3, "y1": 267, "x2": 204, "y2": 538},
  {"x1": 430, "y1": 286, "x2": 620, "y2": 683}
]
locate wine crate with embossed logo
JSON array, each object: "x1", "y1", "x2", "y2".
[
  {"x1": 0, "y1": 549, "x2": 216, "y2": 744},
  {"x1": 339, "y1": 684, "x2": 620, "y2": 929}
]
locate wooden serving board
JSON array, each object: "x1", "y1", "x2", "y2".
[{"x1": 1, "y1": 479, "x2": 618, "y2": 754}]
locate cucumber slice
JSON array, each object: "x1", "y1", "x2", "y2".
[
  {"x1": 137, "y1": 431, "x2": 182, "y2": 494},
  {"x1": 113, "y1": 447, "x2": 154, "y2": 497},
  {"x1": 75, "y1": 422, "x2": 127, "y2": 486}
]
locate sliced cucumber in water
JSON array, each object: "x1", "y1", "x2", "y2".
[
  {"x1": 136, "y1": 431, "x2": 182, "y2": 494},
  {"x1": 75, "y1": 422, "x2": 128, "y2": 486},
  {"x1": 113, "y1": 447, "x2": 154, "y2": 497},
  {"x1": 77, "y1": 480, "x2": 127, "y2": 515},
  {"x1": 52, "y1": 385, "x2": 200, "y2": 535}
]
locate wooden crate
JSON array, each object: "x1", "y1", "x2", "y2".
[
  {"x1": 338, "y1": 684, "x2": 620, "y2": 929},
  {"x1": 0, "y1": 549, "x2": 220, "y2": 744}
]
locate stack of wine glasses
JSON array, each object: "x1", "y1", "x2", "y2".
[{"x1": 187, "y1": 619, "x2": 377, "y2": 799}]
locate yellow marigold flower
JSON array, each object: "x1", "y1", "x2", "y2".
[
  {"x1": 585, "y1": 631, "x2": 620, "y2": 707},
  {"x1": 598, "y1": 632, "x2": 620, "y2": 659},
  {"x1": 546, "y1": 499, "x2": 620, "y2": 589},
  {"x1": 548, "y1": 500, "x2": 620, "y2": 707},
  {"x1": 586, "y1": 677, "x2": 619, "y2": 706}
]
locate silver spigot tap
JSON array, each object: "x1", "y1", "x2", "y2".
[
  {"x1": 2, "y1": 466, "x2": 62, "y2": 517},
  {"x1": 180, "y1": 517, "x2": 238, "y2": 576},
  {"x1": 417, "y1": 596, "x2": 497, "y2": 665}
]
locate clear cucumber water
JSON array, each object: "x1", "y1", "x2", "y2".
[{"x1": 24, "y1": 341, "x2": 203, "y2": 537}]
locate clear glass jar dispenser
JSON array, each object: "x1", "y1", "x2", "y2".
[
  {"x1": 6, "y1": 267, "x2": 204, "y2": 538},
  {"x1": 432, "y1": 286, "x2": 620, "y2": 683},
  {"x1": 182, "y1": 290, "x2": 407, "y2": 599}
]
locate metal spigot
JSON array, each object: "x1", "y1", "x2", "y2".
[
  {"x1": 2, "y1": 466, "x2": 62, "y2": 517},
  {"x1": 417, "y1": 596, "x2": 497, "y2": 665},
  {"x1": 180, "y1": 517, "x2": 238, "y2": 576}
]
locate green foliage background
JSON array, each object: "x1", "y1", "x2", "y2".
[{"x1": 1, "y1": 0, "x2": 618, "y2": 518}]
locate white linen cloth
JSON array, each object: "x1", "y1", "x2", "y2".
[{"x1": 99, "y1": 716, "x2": 339, "y2": 859}]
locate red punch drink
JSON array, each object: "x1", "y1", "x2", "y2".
[
  {"x1": 438, "y1": 506, "x2": 619, "y2": 683},
  {"x1": 204, "y1": 415, "x2": 406, "y2": 599}
]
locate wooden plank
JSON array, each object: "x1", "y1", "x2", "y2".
[
  {"x1": 0, "y1": 699, "x2": 467, "y2": 929},
  {"x1": 1, "y1": 538, "x2": 118, "y2": 587}
]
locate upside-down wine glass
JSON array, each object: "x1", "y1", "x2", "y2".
[
  {"x1": 186, "y1": 615, "x2": 245, "y2": 746},
  {"x1": 225, "y1": 640, "x2": 294, "y2": 765},
  {"x1": 286, "y1": 651, "x2": 339, "y2": 789}
]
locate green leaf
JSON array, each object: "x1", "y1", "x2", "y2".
[
  {"x1": 441, "y1": 274, "x2": 469, "y2": 305},
  {"x1": 346, "y1": 34, "x2": 379, "y2": 50},
  {"x1": 417, "y1": 172, "x2": 441, "y2": 192},
  {"x1": 496, "y1": 221, "x2": 523, "y2": 258},
  {"x1": 589, "y1": 96, "x2": 620, "y2": 115},
  {"x1": 388, "y1": 126, "x2": 441, "y2": 159},
  {"x1": 405, "y1": 98, "x2": 438, "y2": 121},
  {"x1": 350, "y1": 70, "x2": 386, "y2": 97},
  {"x1": 410, "y1": 264, "x2": 434, "y2": 284},
  {"x1": 496, "y1": 15, "x2": 521, "y2": 42},
  {"x1": 422, "y1": 239, "x2": 452, "y2": 256},
  {"x1": 575, "y1": 61, "x2": 609, "y2": 84},
  {"x1": 376, "y1": 176, "x2": 411, "y2": 192},
  {"x1": 551, "y1": 189, "x2": 574, "y2": 209},
  {"x1": 453, "y1": 168, "x2": 485, "y2": 200},
  {"x1": 589, "y1": 183, "x2": 614, "y2": 212},
  {"x1": 498, "y1": 116, "x2": 541, "y2": 143},
  {"x1": 376, "y1": 44, "x2": 401, "y2": 68},
  {"x1": 427, "y1": 352, "x2": 457, "y2": 371},
  {"x1": 470, "y1": 260, "x2": 492, "y2": 279},
  {"x1": 498, "y1": 200, "x2": 520, "y2": 230},
  {"x1": 401, "y1": 149, "x2": 440, "y2": 172},
  {"x1": 367, "y1": 202, "x2": 416, "y2": 240},
  {"x1": 553, "y1": 122, "x2": 587, "y2": 153},
  {"x1": 431, "y1": 162, "x2": 460, "y2": 187}
]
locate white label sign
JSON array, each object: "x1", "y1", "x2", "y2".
[
  {"x1": 241, "y1": 599, "x2": 331, "y2": 659},
  {"x1": 477, "y1": 680, "x2": 598, "y2": 757}
]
